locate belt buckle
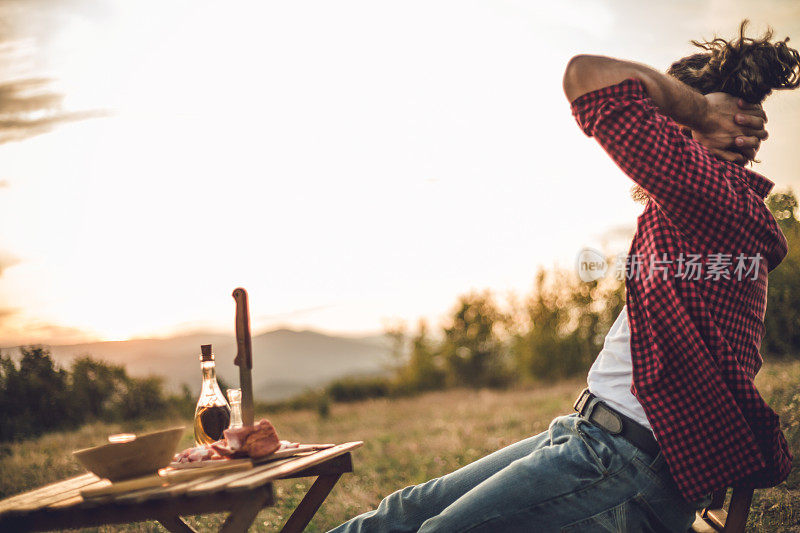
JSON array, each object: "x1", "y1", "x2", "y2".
[
  {"x1": 592, "y1": 403, "x2": 623, "y2": 434},
  {"x1": 574, "y1": 389, "x2": 623, "y2": 435},
  {"x1": 573, "y1": 388, "x2": 591, "y2": 415}
]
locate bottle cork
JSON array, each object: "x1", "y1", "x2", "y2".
[{"x1": 200, "y1": 344, "x2": 214, "y2": 361}]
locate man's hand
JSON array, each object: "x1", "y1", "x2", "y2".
[{"x1": 692, "y1": 94, "x2": 769, "y2": 165}]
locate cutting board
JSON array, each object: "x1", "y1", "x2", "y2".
[{"x1": 168, "y1": 443, "x2": 335, "y2": 469}]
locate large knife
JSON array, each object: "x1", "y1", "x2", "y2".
[{"x1": 233, "y1": 287, "x2": 255, "y2": 427}]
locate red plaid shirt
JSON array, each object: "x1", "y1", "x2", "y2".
[{"x1": 570, "y1": 77, "x2": 792, "y2": 502}]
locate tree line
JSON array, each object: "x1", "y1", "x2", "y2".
[
  {"x1": 324, "y1": 189, "x2": 800, "y2": 402},
  {"x1": 0, "y1": 347, "x2": 195, "y2": 442}
]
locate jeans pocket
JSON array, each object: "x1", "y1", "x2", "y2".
[
  {"x1": 560, "y1": 494, "x2": 670, "y2": 533},
  {"x1": 574, "y1": 418, "x2": 615, "y2": 475}
]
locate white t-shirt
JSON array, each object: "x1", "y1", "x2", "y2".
[{"x1": 586, "y1": 306, "x2": 654, "y2": 432}]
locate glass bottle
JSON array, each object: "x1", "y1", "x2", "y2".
[
  {"x1": 193, "y1": 344, "x2": 231, "y2": 445},
  {"x1": 227, "y1": 388, "x2": 244, "y2": 429}
]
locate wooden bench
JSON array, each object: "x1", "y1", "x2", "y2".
[{"x1": 690, "y1": 486, "x2": 754, "y2": 533}]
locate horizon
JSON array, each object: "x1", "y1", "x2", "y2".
[
  {"x1": 1, "y1": 1, "x2": 799, "y2": 346},
  {"x1": 0, "y1": 322, "x2": 387, "y2": 350}
]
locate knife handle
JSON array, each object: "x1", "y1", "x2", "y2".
[{"x1": 233, "y1": 287, "x2": 252, "y2": 369}]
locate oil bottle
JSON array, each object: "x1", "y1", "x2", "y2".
[{"x1": 193, "y1": 344, "x2": 231, "y2": 445}]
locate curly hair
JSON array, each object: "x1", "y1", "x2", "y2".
[
  {"x1": 667, "y1": 19, "x2": 800, "y2": 104},
  {"x1": 631, "y1": 21, "x2": 800, "y2": 204}
]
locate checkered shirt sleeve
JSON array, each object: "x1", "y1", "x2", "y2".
[{"x1": 569, "y1": 77, "x2": 775, "y2": 255}]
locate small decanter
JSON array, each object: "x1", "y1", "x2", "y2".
[
  {"x1": 227, "y1": 388, "x2": 244, "y2": 430},
  {"x1": 193, "y1": 344, "x2": 231, "y2": 445}
]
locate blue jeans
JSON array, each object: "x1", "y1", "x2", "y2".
[{"x1": 329, "y1": 409, "x2": 713, "y2": 532}]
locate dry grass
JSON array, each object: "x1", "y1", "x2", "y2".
[
  {"x1": 1, "y1": 363, "x2": 797, "y2": 532},
  {"x1": 747, "y1": 360, "x2": 800, "y2": 532}
]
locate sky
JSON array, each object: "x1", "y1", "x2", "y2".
[{"x1": 0, "y1": 0, "x2": 799, "y2": 345}]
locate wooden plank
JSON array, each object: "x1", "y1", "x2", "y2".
[
  {"x1": 113, "y1": 475, "x2": 221, "y2": 504},
  {"x1": 725, "y1": 486, "x2": 754, "y2": 533},
  {"x1": 46, "y1": 495, "x2": 85, "y2": 510},
  {"x1": 164, "y1": 461, "x2": 253, "y2": 483},
  {"x1": 82, "y1": 461, "x2": 254, "y2": 500},
  {"x1": 81, "y1": 475, "x2": 164, "y2": 500},
  {"x1": 11, "y1": 480, "x2": 109, "y2": 513},
  {"x1": 185, "y1": 458, "x2": 299, "y2": 495},
  {"x1": 168, "y1": 458, "x2": 252, "y2": 470},
  {"x1": 280, "y1": 474, "x2": 341, "y2": 533},
  {"x1": 111, "y1": 463, "x2": 252, "y2": 504},
  {"x1": 142, "y1": 473, "x2": 227, "y2": 500},
  {"x1": 225, "y1": 442, "x2": 362, "y2": 492},
  {"x1": 0, "y1": 473, "x2": 98, "y2": 513},
  {"x1": 0, "y1": 487, "x2": 274, "y2": 532},
  {"x1": 113, "y1": 474, "x2": 229, "y2": 504},
  {"x1": 184, "y1": 448, "x2": 354, "y2": 497},
  {"x1": 252, "y1": 444, "x2": 333, "y2": 461},
  {"x1": 704, "y1": 509, "x2": 727, "y2": 529},
  {"x1": 158, "y1": 514, "x2": 198, "y2": 533},
  {"x1": 277, "y1": 453, "x2": 353, "y2": 480}
]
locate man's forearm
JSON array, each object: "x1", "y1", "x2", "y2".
[{"x1": 563, "y1": 54, "x2": 710, "y2": 131}]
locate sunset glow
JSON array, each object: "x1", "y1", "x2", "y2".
[{"x1": 1, "y1": 0, "x2": 799, "y2": 345}]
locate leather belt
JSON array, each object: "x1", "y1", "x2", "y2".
[{"x1": 573, "y1": 387, "x2": 660, "y2": 458}]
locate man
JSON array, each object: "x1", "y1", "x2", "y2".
[{"x1": 330, "y1": 22, "x2": 795, "y2": 532}]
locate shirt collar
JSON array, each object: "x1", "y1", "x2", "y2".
[
  {"x1": 729, "y1": 164, "x2": 775, "y2": 199},
  {"x1": 677, "y1": 127, "x2": 775, "y2": 199}
]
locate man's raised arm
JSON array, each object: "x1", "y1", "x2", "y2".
[{"x1": 562, "y1": 54, "x2": 766, "y2": 164}]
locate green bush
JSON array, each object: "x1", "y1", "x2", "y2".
[
  {"x1": 0, "y1": 347, "x2": 191, "y2": 442},
  {"x1": 763, "y1": 190, "x2": 800, "y2": 358},
  {"x1": 326, "y1": 376, "x2": 392, "y2": 402}
]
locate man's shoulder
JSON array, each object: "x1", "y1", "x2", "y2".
[{"x1": 569, "y1": 78, "x2": 654, "y2": 137}]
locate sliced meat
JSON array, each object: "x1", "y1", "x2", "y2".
[
  {"x1": 223, "y1": 425, "x2": 251, "y2": 450},
  {"x1": 172, "y1": 444, "x2": 225, "y2": 463},
  {"x1": 242, "y1": 419, "x2": 281, "y2": 459},
  {"x1": 175, "y1": 419, "x2": 282, "y2": 464}
]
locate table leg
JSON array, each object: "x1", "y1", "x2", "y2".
[
  {"x1": 280, "y1": 474, "x2": 342, "y2": 533},
  {"x1": 220, "y1": 486, "x2": 273, "y2": 533},
  {"x1": 157, "y1": 514, "x2": 198, "y2": 533}
]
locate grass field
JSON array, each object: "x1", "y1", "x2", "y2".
[{"x1": 1, "y1": 361, "x2": 798, "y2": 532}]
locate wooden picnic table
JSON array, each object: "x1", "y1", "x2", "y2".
[{"x1": 0, "y1": 441, "x2": 362, "y2": 533}]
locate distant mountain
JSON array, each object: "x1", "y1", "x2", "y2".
[{"x1": 2, "y1": 329, "x2": 392, "y2": 401}]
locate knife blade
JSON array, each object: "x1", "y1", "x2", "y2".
[{"x1": 232, "y1": 287, "x2": 255, "y2": 427}]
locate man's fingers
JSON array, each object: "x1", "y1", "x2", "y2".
[
  {"x1": 735, "y1": 136, "x2": 762, "y2": 149},
  {"x1": 741, "y1": 128, "x2": 769, "y2": 140},
  {"x1": 736, "y1": 100, "x2": 767, "y2": 123},
  {"x1": 737, "y1": 98, "x2": 763, "y2": 111},
  {"x1": 735, "y1": 113, "x2": 765, "y2": 129}
]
